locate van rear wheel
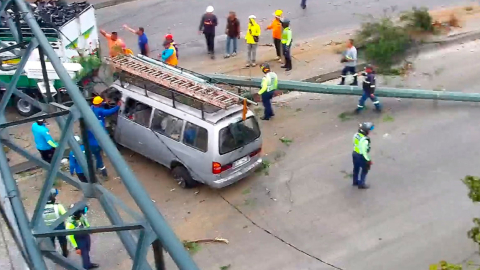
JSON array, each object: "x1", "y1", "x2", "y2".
[{"x1": 172, "y1": 166, "x2": 197, "y2": 189}]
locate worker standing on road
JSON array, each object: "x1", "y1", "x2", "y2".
[
  {"x1": 164, "y1": 34, "x2": 179, "y2": 59},
  {"x1": 245, "y1": 15, "x2": 261, "y2": 67},
  {"x1": 301, "y1": 0, "x2": 307, "y2": 9},
  {"x1": 87, "y1": 96, "x2": 120, "y2": 180},
  {"x1": 225, "y1": 11, "x2": 240, "y2": 58},
  {"x1": 352, "y1": 122, "x2": 374, "y2": 189},
  {"x1": 161, "y1": 40, "x2": 179, "y2": 67},
  {"x1": 356, "y1": 65, "x2": 382, "y2": 113},
  {"x1": 99, "y1": 30, "x2": 126, "y2": 57},
  {"x1": 32, "y1": 119, "x2": 57, "y2": 163},
  {"x1": 258, "y1": 63, "x2": 278, "y2": 120},
  {"x1": 281, "y1": 19, "x2": 293, "y2": 71},
  {"x1": 339, "y1": 39, "x2": 358, "y2": 85},
  {"x1": 266, "y1": 10, "x2": 283, "y2": 62},
  {"x1": 66, "y1": 204, "x2": 99, "y2": 269},
  {"x1": 199, "y1": 6, "x2": 218, "y2": 59},
  {"x1": 42, "y1": 188, "x2": 69, "y2": 258},
  {"x1": 122, "y1": 24, "x2": 149, "y2": 57},
  {"x1": 69, "y1": 136, "x2": 88, "y2": 183}
]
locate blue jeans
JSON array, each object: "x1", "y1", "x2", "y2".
[
  {"x1": 226, "y1": 36, "x2": 237, "y2": 55},
  {"x1": 261, "y1": 91, "x2": 275, "y2": 119},
  {"x1": 91, "y1": 145, "x2": 107, "y2": 176},
  {"x1": 75, "y1": 234, "x2": 92, "y2": 268},
  {"x1": 358, "y1": 91, "x2": 381, "y2": 110},
  {"x1": 301, "y1": 0, "x2": 307, "y2": 6},
  {"x1": 352, "y1": 152, "x2": 369, "y2": 186}
]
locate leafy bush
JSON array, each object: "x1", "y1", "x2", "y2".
[
  {"x1": 400, "y1": 7, "x2": 433, "y2": 32},
  {"x1": 71, "y1": 54, "x2": 102, "y2": 81},
  {"x1": 356, "y1": 18, "x2": 411, "y2": 68}
]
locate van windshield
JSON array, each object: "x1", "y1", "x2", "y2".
[{"x1": 219, "y1": 116, "x2": 261, "y2": 155}]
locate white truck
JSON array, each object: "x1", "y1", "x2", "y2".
[{"x1": 0, "y1": 1, "x2": 100, "y2": 116}]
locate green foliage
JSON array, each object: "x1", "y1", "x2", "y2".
[
  {"x1": 429, "y1": 261, "x2": 463, "y2": 270},
  {"x1": 467, "y1": 218, "x2": 480, "y2": 248},
  {"x1": 356, "y1": 17, "x2": 411, "y2": 68},
  {"x1": 182, "y1": 241, "x2": 201, "y2": 254},
  {"x1": 71, "y1": 54, "x2": 102, "y2": 81},
  {"x1": 220, "y1": 265, "x2": 231, "y2": 270},
  {"x1": 279, "y1": 137, "x2": 293, "y2": 146},
  {"x1": 400, "y1": 7, "x2": 434, "y2": 32},
  {"x1": 382, "y1": 114, "x2": 395, "y2": 122},
  {"x1": 462, "y1": 175, "x2": 480, "y2": 202}
]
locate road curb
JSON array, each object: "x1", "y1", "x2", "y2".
[
  {"x1": 93, "y1": 0, "x2": 136, "y2": 9},
  {"x1": 303, "y1": 30, "x2": 480, "y2": 84}
]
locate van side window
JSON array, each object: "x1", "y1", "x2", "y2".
[
  {"x1": 151, "y1": 110, "x2": 183, "y2": 141},
  {"x1": 123, "y1": 98, "x2": 152, "y2": 127},
  {"x1": 183, "y1": 122, "x2": 208, "y2": 152}
]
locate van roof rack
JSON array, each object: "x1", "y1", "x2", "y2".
[{"x1": 106, "y1": 55, "x2": 251, "y2": 110}]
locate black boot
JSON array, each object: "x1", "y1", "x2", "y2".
[
  {"x1": 358, "y1": 184, "x2": 370, "y2": 189},
  {"x1": 338, "y1": 77, "x2": 345, "y2": 85},
  {"x1": 88, "y1": 263, "x2": 99, "y2": 269}
]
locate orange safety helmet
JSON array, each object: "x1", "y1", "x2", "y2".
[{"x1": 92, "y1": 96, "x2": 104, "y2": 105}]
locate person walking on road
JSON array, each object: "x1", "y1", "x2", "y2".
[
  {"x1": 281, "y1": 19, "x2": 293, "y2": 71},
  {"x1": 42, "y1": 188, "x2": 69, "y2": 258},
  {"x1": 339, "y1": 39, "x2": 358, "y2": 85},
  {"x1": 69, "y1": 136, "x2": 88, "y2": 183},
  {"x1": 32, "y1": 119, "x2": 57, "y2": 163},
  {"x1": 356, "y1": 64, "x2": 382, "y2": 113},
  {"x1": 352, "y1": 122, "x2": 375, "y2": 189},
  {"x1": 122, "y1": 24, "x2": 149, "y2": 57},
  {"x1": 245, "y1": 15, "x2": 261, "y2": 67},
  {"x1": 199, "y1": 5, "x2": 218, "y2": 59},
  {"x1": 99, "y1": 30, "x2": 126, "y2": 57},
  {"x1": 164, "y1": 34, "x2": 179, "y2": 59},
  {"x1": 67, "y1": 204, "x2": 99, "y2": 269},
  {"x1": 225, "y1": 11, "x2": 240, "y2": 58},
  {"x1": 258, "y1": 63, "x2": 278, "y2": 120},
  {"x1": 88, "y1": 96, "x2": 120, "y2": 180},
  {"x1": 266, "y1": 10, "x2": 283, "y2": 62},
  {"x1": 301, "y1": 0, "x2": 307, "y2": 9}
]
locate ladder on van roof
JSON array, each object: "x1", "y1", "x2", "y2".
[{"x1": 106, "y1": 55, "x2": 243, "y2": 109}]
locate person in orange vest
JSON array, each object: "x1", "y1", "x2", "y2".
[
  {"x1": 99, "y1": 30, "x2": 126, "y2": 57},
  {"x1": 266, "y1": 10, "x2": 283, "y2": 62},
  {"x1": 161, "y1": 40, "x2": 178, "y2": 67}
]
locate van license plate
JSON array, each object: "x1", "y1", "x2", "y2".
[{"x1": 233, "y1": 156, "x2": 250, "y2": 168}]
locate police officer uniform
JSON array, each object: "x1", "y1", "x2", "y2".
[
  {"x1": 66, "y1": 206, "x2": 99, "y2": 269},
  {"x1": 32, "y1": 119, "x2": 57, "y2": 163},
  {"x1": 357, "y1": 65, "x2": 381, "y2": 112},
  {"x1": 352, "y1": 122, "x2": 374, "y2": 189},
  {"x1": 42, "y1": 189, "x2": 69, "y2": 257},
  {"x1": 280, "y1": 19, "x2": 293, "y2": 71},
  {"x1": 258, "y1": 63, "x2": 278, "y2": 120}
]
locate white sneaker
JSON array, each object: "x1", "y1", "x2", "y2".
[
  {"x1": 224, "y1": 54, "x2": 230, "y2": 58},
  {"x1": 245, "y1": 63, "x2": 251, "y2": 67},
  {"x1": 278, "y1": 58, "x2": 283, "y2": 63},
  {"x1": 232, "y1": 52, "x2": 237, "y2": 57},
  {"x1": 252, "y1": 63, "x2": 257, "y2": 67}
]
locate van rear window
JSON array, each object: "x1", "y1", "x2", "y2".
[{"x1": 219, "y1": 116, "x2": 260, "y2": 155}]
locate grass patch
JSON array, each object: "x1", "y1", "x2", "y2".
[
  {"x1": 400, "y1": 7, "x2": 434, "y2": 32},
  {"x1": 242, "y1": 188, "x2": 251, "y2": 195},
  {"x1": 338, "y1": 111, "x2": 354, "y2": 122},
  {"x1": 382, "y1": 114, "x2": 395, "y2": 122},
  {"x1": 220, "y1": 265, "x2": 231, "y2": 270},
  {"x1": 340, "y1": 170, "x2": 353, "y2": 179},
  {"x1": 295, "y1": 108, "x2": 303, "y2": 112},
  {"x1": 256, "y1": 159, "x2": 271, "y2": 176},
  {"x1": 279, "y1": 137, "x2": 293, "y2": 146},
  {"x1": 183, "y1": 241, "x2": 202, "y2": 254}
]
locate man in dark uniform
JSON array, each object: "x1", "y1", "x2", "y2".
[
  {"x1": 352, "y1": 122, "x2": 375, "y2": 189},
  {"x1": 356, "y1": 64, "x2": 382, "y2": 113}
]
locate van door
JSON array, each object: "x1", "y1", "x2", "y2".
[
  {"x1": 115, "y1": 97, "x2": 153, "y2": 157},
  {"x1": 148, "y1": 109, "x2": 184, "y2": 167}
]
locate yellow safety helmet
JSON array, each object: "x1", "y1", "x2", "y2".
[
  {"x1": 274, "y1": 10, "x2": 283, "y2": 17},
  {"x1": 92, "y1": 96, "x2": 104, "y2": 105}
]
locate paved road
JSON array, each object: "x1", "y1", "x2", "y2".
[{"x1": 95, "y1": 0, "x2": 466, "y2": 60}]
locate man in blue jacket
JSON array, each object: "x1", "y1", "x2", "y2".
[
  {"x1": 69, "y1": 136, "x2": 87, "y2": 183},
  {"x1": 88, "y1": 96, "x2": 120, "y2": 179},
  {"x1": 32, "y1": 119, "x2": 58, "y2": 163}
]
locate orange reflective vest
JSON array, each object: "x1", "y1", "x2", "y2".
[{"x1": 166, "y1": 45, "x2": 178, "y2": 66}]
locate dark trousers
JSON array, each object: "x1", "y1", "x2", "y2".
[
  {"x1": 50, "y1": 223, "x2": 68, "y2": 257},
  {"x1": 273, "y1": 38, "x2": 282, "y2": 57},
  {"x1": 340, "y1": 66, "x2": 357, "y2": 84},
  {"x1": 204, "y1": 33, "x2": 215, "y2": 53},
  {"x1": 301, "y1": 0, "x2": 307, "y2": 7},
  {"x1": 261, "y1": 91, "x2": 275, "y2": 119},
  {"x1": 77, "y1": 173, "x2": 88, "y2": 183},
  {"x1": 90, "y1": 145, "x2": 107, "y2": 176},
  {"x1": 140, "y1": 47, "x2": 147, "y2": 56},
  {"x1": 283, "y1": 44, "x2": 292, "y2": 69},
  {"x1": 352, "y1": 152, "x2": 369, "y2": 186},
  {"x1": 75, "y1": 234, "x2": 92, "y2": 269},
  {"x1": 358, "y1": 91, "x2": 381, "y2": 110},
  {"x1": 38, "y1": 148, "x2": 55, "y2": 163}
]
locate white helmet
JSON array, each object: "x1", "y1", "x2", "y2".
[
  {"x1": 206, "y1": 6, "x2": 214, "y2": 12},
  {"x1": 249, "y1": 15, "x2": 256, "y2": 19}
]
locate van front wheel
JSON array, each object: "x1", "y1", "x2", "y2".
[{"x1": 172, "y1": 166, "x2": 197, "y2": 189}]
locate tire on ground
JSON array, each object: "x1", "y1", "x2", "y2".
[{"x1": 172, "y1": 165, "x2": 197, "y2": 189}]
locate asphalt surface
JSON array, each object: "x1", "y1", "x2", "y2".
[{"x1": 95, "y1": 0, "x2": 468, "y2": 60}]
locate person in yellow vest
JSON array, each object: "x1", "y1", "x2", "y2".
[
  {"x1": 281, "y1": 19, "x2": 293, "y2": 71},
  {"x1": 42, "y1": 188, "x2": 69, "y2": 258},
  {"x1": 161, "y1": 40, "x2": 178, "y2": 67},
  {"x1": 258, "y1": 63, "x2": 278, "y2": 120},
  {"x1": 245, "y1": 15, "x2": 261, "y2": 67}
]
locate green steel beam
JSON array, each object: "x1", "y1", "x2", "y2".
[{"x1": 208, "y1": 74, "x2": 480, "y2": 102}]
